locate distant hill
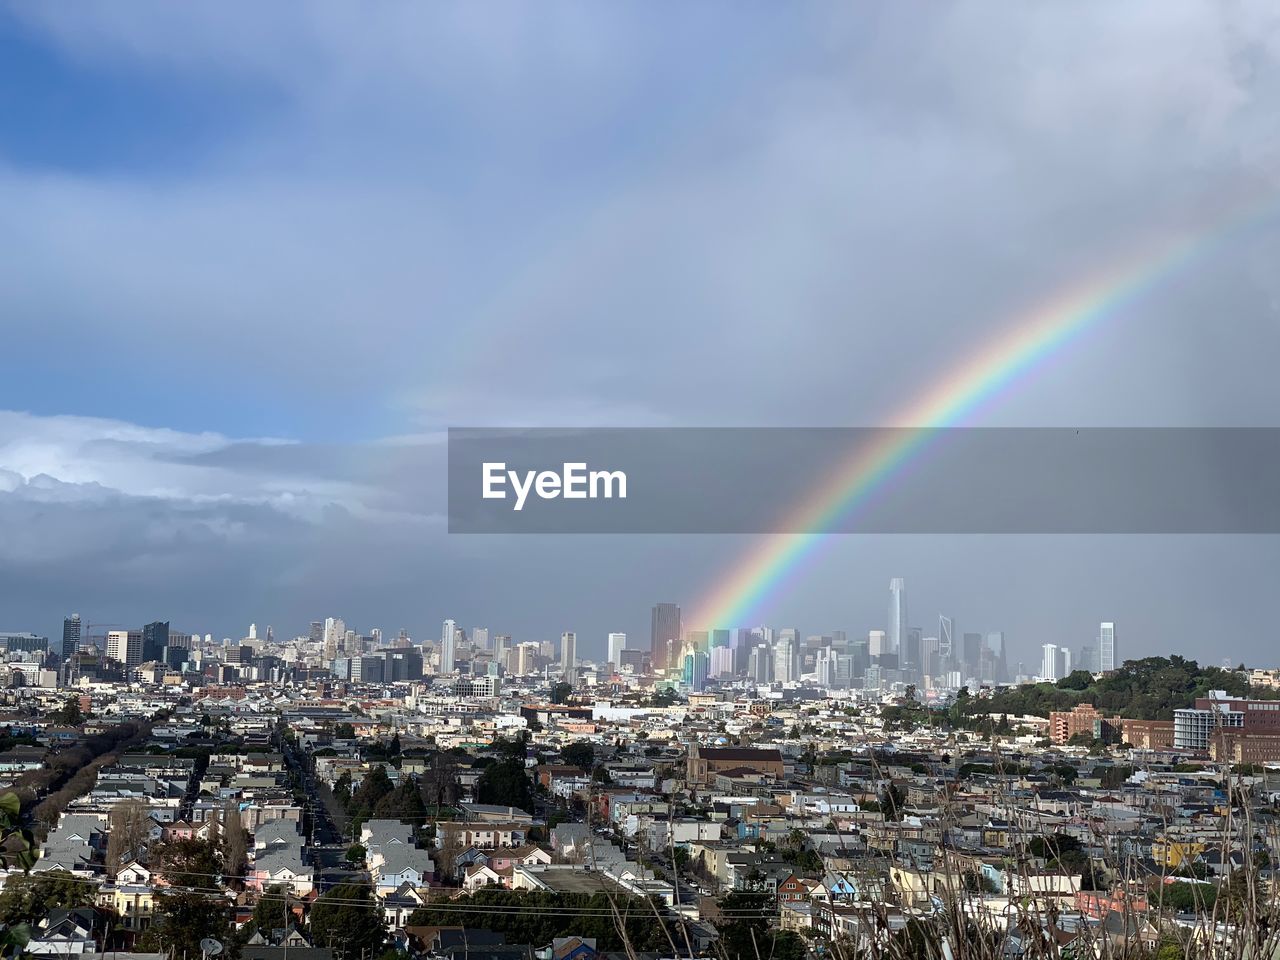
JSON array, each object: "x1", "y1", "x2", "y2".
[{"x1": 959, "y1": 655, "x2": 1279, "y2": 722}]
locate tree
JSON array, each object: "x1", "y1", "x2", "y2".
[
  {"x1": 52, "y1": 696, "x2": 83, "y2": 726},
  {"x1": 550, "y1": 682, "x2": 573, "y2": 704},
  {"x1": 561, "y1": 742, "x2": 595, "y2": 772},
  {"x1": 475, "y1": 759, "x2": 533, "y2": 812},
  {"x1": 649, "y1": 687, "x2": 681, "y2": 707},
  {"x1": 880, "y1": 781, "x2": 907, "y2": 822},
  {"x1": 140, "y1": 891, "x2": 231, "y2": 960},
  {"x1": 309, "y1": 883, "x2": 386, "y2": 959},
  {"x1": 334, "y1": 770, "x2": 353, "y2": 808},
  {"x1": 419, "y1": 752, "x2": 461, "y2": 811},
  {"x1": 222, "y1": 800, "x2": 249, "y2": 885},
  {"x1": 407, "y1": 889, "x2": 673, "y2": 951},
  {"x1": 373, "y1": 778, "x2": 428, "y2": 822},
  {"x1": 333, "y1": 722, "x2": 356, "y2": 739},
  {"x1": 716, "y1": 892, "x2": 805, "y2": 960},
  {"x1": 0, "y1": 871, "x2": 94, "y2": 927},
  {"x1": 155, "y1": 837, "x2": 222, "y2": 888},
  {"x1": 345, "y1": 844, "x2": 367, "y2": 864},
  {"x1": 106, "y1": 798, "x2": 152, "y2": 875},
  {"x1": 346, "y1": 764, "x2": 394, "y2": 828},
  {"x1": 244, "y1": 885, "x2": 294, "y2": 941}
]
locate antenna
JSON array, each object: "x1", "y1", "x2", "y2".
[{"x1": 200, "y1": 939, "x2": 224, "y2": 959}]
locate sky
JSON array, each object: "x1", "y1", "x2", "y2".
[{"x1": 2, "y1": 1, "x2": 1280, "y2": 666}]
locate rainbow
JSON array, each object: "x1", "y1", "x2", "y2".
[{"x1": 685, "y1": 210, "x2": 1255, "y2": 633}]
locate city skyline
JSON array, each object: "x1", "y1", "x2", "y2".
[
  {"x1": 2, "y1": 593, "x2": 1138, "y2": 678},
  {"x1": 3, "y1": 5, "x2": 1280, "y2": 662}
]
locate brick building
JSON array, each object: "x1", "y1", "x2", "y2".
[
  {"x1": 1120, "y1": 719, "x2": 1175, "y2": 750},
  {"x1": 1048, "y1": 704, "x2": 1121, "y2": 745},
  {"x1": 686, "y1": 745, "x2": 784, "y2": 786}
]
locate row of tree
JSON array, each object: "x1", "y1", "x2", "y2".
[{"x1": 958, "y1": 656, "x2": 1280, "y2": 723}]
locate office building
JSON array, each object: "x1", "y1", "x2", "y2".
[
  {"x1": 106, "y1": 630, "x2": 143, "y2": 667},
  {"x1": 439, "y1": 619, "x2": 458, "y2": 674},
  {"x1": 1041, "y1": 643, "x2": 1059, "y2": 681},
  {"x1": 888, "y1": 577, "x2": 907, "y2": 655},
  {"x1": 61, "y1": 615, "x2": 81, "y2": 661},
  {"x1": 142, "y1": 621, "x2": 169, "y2": 664},
  {"x1": 1099, "y1": 622, "x2": 1117, "y2": 673},
  {"x1": 962, "y1": 632, "x2": 982, "y2": 678},
  {"x1": 774, "y1": 634, "x2": 795, "y2": 683},
  {"x1": 607, "y1": 632, "x2": 626, "y2": 668},
  {"x1": 561, "y1": 631, "x2": 576, "y2": 674},
  {"x1": 384, "y1": 649, "x2": 423, "y2": 682},
  {"x1": 650, "y1": 603, "x2": 682, "y2": 671},
  {"x1": 682, "y1": 646, "x2": 708, "y2": 691},
  {"x1": 0, "y1": 633, "x2": 47, "y2": 655}
]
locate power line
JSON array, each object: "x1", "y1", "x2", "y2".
[{"x1": 18, "y1": 870, "x2": 782, "y2": 919}]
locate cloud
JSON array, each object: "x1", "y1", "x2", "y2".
[{"x1": 3, "y1": 3, "x2": 1280, "y2": 655}]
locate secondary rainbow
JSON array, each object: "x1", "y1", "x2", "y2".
[{"x1": 685, "y1": 208, "x2": 1258, "y2": 633}]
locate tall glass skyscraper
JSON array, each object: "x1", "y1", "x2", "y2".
[
  {"x1": 650, "y1": 603, "x2": 681, "y2": 671},
  {"x1": 888, "y1": 578, "x2": 907, "y2": 655},
  {"x1": 142, "y1": 621, "x2": 169, "y2": 664},
  {"x1": 1099, "y1": 622, "x2": 1116, "y2": 673},
  {"x1": 61, "y1": 614, "x2": 81, "y2": 661},
  {"x1": 440, "y1": 619, "x2": 458, "y2": 674}
]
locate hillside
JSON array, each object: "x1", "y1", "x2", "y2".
[{"x1": 959, "y1": 655, "x2": 1279, "y2": 722}]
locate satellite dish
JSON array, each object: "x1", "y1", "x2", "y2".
[{"x1": 200, "y1": 939, "x2": 224, "y2": 958}]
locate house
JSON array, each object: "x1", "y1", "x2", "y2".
[
  {"x1": 27, "y1": 908, "x2": 101, "y2": 955},
  {"x1": 463, "y1": 863, "x2": 504, "y2": 891},
  {"x1": 381, "y1": 882, "x2": 426, "y2": 929},
  {"x1": 550, "y1": 937, "x2": 596, "y2": 960},
  {"x1": 116, "y1": 862, "x2": 152, "y2": 886},
  {"x1": 486, "y1": 845, "x2": 551, "y2": 874},
  {"x1": 247, "y1": 819, "x2": 313, "y2": 895},
  {"x1": 437, "y1": 821, "x2": 529, "y2": 851},
  {"x1": 777, "y1": 873, "x2": 810, "y2": 903},
  {"x1": 99, "y1": 883, "x2": 156, "y2": 932},
  {"x1": 363, "y1": 820, "x2": 435, "y2": 893}
]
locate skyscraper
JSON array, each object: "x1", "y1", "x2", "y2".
[
  {"x1": 985, "y1": 631, "x2": 1008, "y2": 683},
  {"x1": 962, "y1": 632, "x2": 982, "y2": 678},
  {"x1": 888, "y1": 578, "x2": 907, "y2": 655},
  {"x1": 905, "y1": 627, "x2": 922, "y2": 681},
  {"x1": 682, "y1": 645, "x2": 708, "y2": 691},
  {"x1": 607, "y1": 632, "x2": 626, "y2": 667},
  {"x1": 472, "y1": 627, "x2": 490, "y2": 651},
  {"x1": 773, "y1": 634, "x2": 795, "y2": 683},
  {"x1": 61, "y1": 614, "x2": 81, "y2": 661},
  {"x1": 1041, "y1": 643, "x2": 1059, "y2": 681},
  {"x1": 440, "y1": 619, "x2": 458, "y2": 674},
  {"x1": 1099, "y1": 622, "x2": 1116, "y2": 673},
  {"x1": 323, "y1": 618, "x2": 345, "y2": 661},
  {"x1": 142, "y1": 621, "x2": 169, "y2": 664},
  {"x1": 650, "y1": 603, "x2": 681, "y2": 671},
  {"x1": 561, "y1": 631, "x2": 576, "y2": 674},
  {"x1": 106, "y1": 630, "x2": 143, "y2": 667}
]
